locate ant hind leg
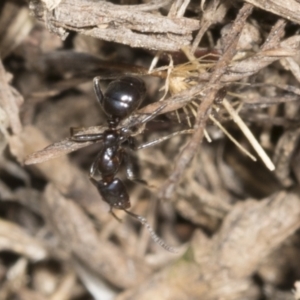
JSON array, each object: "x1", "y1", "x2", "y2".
[
  {"x1": 89, "y1": 148, "x2": 104, "y2": 178},
  {"x1": 123, "y1": 149, "x2": 153, "y2": 188}
]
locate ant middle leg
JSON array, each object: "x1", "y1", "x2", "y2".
[
  {"x1": 137, "y1": 129, "x2": 194, "y2": 150},
  {"x1": 127, "y1": 102, "x2": 167, "y2": 129},
  {"x1": 139, "y1": 102, "x2": 167, "y2": 125}
]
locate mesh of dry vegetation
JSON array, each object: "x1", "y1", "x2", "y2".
[{"x1": 1, "y1": 0, "x2": 300, "y2": 299}]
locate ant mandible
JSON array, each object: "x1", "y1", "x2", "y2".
[{"x1": 70, "y1": 76, "x2": 178, "y2": 252}]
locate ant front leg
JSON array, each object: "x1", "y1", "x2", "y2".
[
  {"x1": 70, "y1": 127, "x2": 104, "y2": 142},
  {"x1": 93, "y1": 76, "x2": 104, "y2": 105}
]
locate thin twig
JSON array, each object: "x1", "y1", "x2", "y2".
[
  {"x1": 222, "y1": 98, "x2": 275, "y2": 171},
  {"x1": 209, "y1": 114, "x2": 257, "y2": 161}
]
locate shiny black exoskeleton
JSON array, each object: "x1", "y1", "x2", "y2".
[
  {"x1": 100, "y1": 76, "x2": 146, "y2": 121},
  {"x1": 71, "y1": 76, "x2": 146, "y2": 211},
  {"x1": 69, "y1": 75, "x2": 181, "y2": 252}
]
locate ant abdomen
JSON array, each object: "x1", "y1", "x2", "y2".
[{"x1": 100, "y1": 76, "x2": 146, "y2": 120}]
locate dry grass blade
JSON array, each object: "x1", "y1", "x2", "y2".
[
  {"x1": 222, "y1": 98, "x2": 275, "y2": 171},
  {"x1": 209, "y1": 114, "x2": 257, "y2": 161}
]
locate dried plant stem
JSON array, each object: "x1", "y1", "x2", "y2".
[
  {"x1": 203, "y1": 129, "x2": 212, "y2": 143},
  {"x1": 158, "y1": 54, "x2": 174, "y2": 101},
  {"x1": 209, "y1": 114, "x2": 256, "y2": 161},
  {"x1": 181, "y1": 46, "x2": 201, "y2": 69},
  {"x1": 222, "y1": 98, "x2": 275, "y2": 171},
  {"x1": 148, "y1": 51, "x2": 162, "y2": 73}
]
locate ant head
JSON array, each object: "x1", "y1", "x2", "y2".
[
  {"x1": 100, "y1": 76, "x2": 146, "y2": 120},
  {"x1": 95, "y1": 178, "x2": 131, "y2": 210},
  {"x1": 112, "y1": 192, "x2": 131, "y2": 210}
]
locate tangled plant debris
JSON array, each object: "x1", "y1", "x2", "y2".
[{"x1": 1, "y1": 0, "x2": 300, "y2": 299}]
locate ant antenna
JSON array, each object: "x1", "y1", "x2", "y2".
[{"x1": 124, "y1": 209, "x2": 178, "y2": 253}]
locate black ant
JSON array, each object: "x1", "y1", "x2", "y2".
[
  {"x1": 71, "y1": 76, "x2": 145, "y2": 210},
  {"x1": 25, "y1": 75, "x2": 194, "y2": 252},
  {"x1": 70, "y1": 76, "x2": 179, "y2": 252}
]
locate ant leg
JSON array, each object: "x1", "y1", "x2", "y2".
[
  {"x1": 89, "y1": 149, "x2": 104, "y2": 178},
  {"x1": 71, "y1": 133, "x2": 104, "y2": 142},
  {"x1": 70, "y1": 127, "x2": 104, "y2": 142},
  {"x1": 140, "y1": 103, "x2": 167, "y2": 125},
  {"x1": 123, "y1": 149, "x2": 149, "y2": 186},
  {"x1": 127, "y1": 136, "x2": 137, "y2": 150},
  {"x1": 93, "y1": 76, "x2": 104, "y2": 104},
  {"x1": 69, "y1": 77, "x2": 105, "y2": 142},
  {"x1": 137, "y1": 129, "x2": 194, "y2": 150}
]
